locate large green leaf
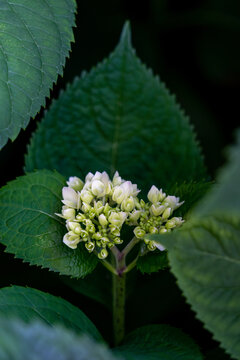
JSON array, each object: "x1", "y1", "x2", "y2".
[
  {"x1": 25, "y1": 22, "x2": 206, "y2": 191},
  {"x1": 0, "y1": 319, "x2": 115, "y2": 360},
  {"x1": 115, "y1": 324, "x2": 203, "y2": 360},
  {"x1": 0, "y1": 0, "x2": 76, "y2": 149},
  {"x1": 151, "y1": 134, "x2": 240, "y2": 359},
  {"x1": 0, "y1": 286, "x2": 102, "y2": 340},
  {"x1": 0, "y1": 170, "x2": 98, "y2": 277}
]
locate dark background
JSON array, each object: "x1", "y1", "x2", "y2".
[
  {"x1": 1, "y1": 0, "x2": 240, "y2": 186},
  {"x1": 0, "y1": 1, "x2": 239, "y2": 358}
]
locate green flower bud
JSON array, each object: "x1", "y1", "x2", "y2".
[
  {"x1": 114, "y1": 237, "x2": 123, "y2": 244},
  {"x1": 128, "y1": 210, "x2": 141, "y2": 224},
  {"x1": 67, "y1": 221, "x2": 81, "y2": 234},
  {"x1": 101, "y1": 237, "x2": 109, "y2": 246},
  {"x1": 162, "y1": 207, "x2": 172, "y2": 220},
  {"x1": 133, "y1": 226, "x2": 146, "y2": 239},
  {"x1": 147, "y1": 241, "x2": 156, "y2": 251},
  {"x1": 85, "y1": 241, "x2": 95, "y2": 252},
  {"x1": 158, "y1": 189, "x2": 166, "y2": 202},
  {"x1": 80, "y1": 190, "x2": 93, "y2": 204},
  {"x1": 92, "y1": 232, "x2": 102, "y2": 240},
  {"x1": 61, "y1": 208, "x2": 76, "y2": 220},
  {"x1": 150, "y1": 204, "x2": 165, "y2": 216},
  {"x1": 76, "y1": 213, "x2": 86, "y2": 221},
  {"x1": 80, "y1": 229, "x2": 89, "y2": 241},
  {"x1": 108, "y1": 211, "x2": 127, "y2": 227},
  {"x1": 99, "y1": 214, "x2": 108, "y2": 227},
  {"x1": 63, "y1": 232, "x2": 81, "y2": 249},
  {"x1": 94, "y1": 201, "x2": 104, "y2": 215},
  {"x1": 121, "y1": 196, "x2": 135, "y2": 212},
  {"x1": 149, "y1": 226, "x2": 158, "y2": 234},
  {"x1": 67, "y1": 176, "x2": 84, "y2": 191},
  {"x1": 110, "y1": 225, "x2": 120, "y2": 236},
  {"x1": 82, "y1": 202, "x2": 91, "y2": 213},
  {"x1": 159, "y1": 228, "x2": 168, "y2": 234},
  {"x1": 98, "y1": 249, "x2": 108, "y2": 259},
  {"x1": 147, "y1": 185, "x2": 159, "y2": 204}
]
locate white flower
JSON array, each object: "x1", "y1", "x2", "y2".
[
  {"x1": 108, "y1": 211, "x2": 127, "y2": 227},
  {"x1": 150, "y1": 204, "x2": 165, "y2": 216},
  {"x1": 98, "y1": 214, "x2": 108, "y2": 227},
  {"x1": 112, "y1": 171, "x2": 124, "y2": 186},
  {"x1": 163, "y1": 196, "x2": 184, "y2": 210},
  {"x1": 62, "y1": 187, "x2": 81, "y2": 209},
  {"x1": 55, "y1": 207, "x2": 76, "y2": 220},
  {"x1": 66, "y1": 221, "x2": 81, "y2": 234},
  {"x1": 128, "y1": 210, "x2": 141, "y2": 223},
  {"x1": 147, "y1": 185, "x2": 159, "y2": 203},
  {"x1": 63, "y1": 232, "x2": 81, "y2": 249},
  {"x1": 67, "y1": 176, "x2": 84, "y2": 191},
  {"x1": 112, "y1": 181, "x2": 140, "y2": 204},
  {"x1": 162, "y1": 207, "x2": 172, "y2": 220},
  {"x1": 165, "y1": 217, "x2": 184, "y2": 229},
  {"x1": 121, "y1": 196, "x2": 135, "y2": 212},
  {"x1": 80, "y1": 190, "x2": 93, "y2": 204}
]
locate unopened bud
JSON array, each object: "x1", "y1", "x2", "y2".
[
  {"x1": 147, "y1": 185, "x2": 159, "y2": 203},
  {"x1": 80, "y1": 190, "x2": 93, "y2": 204},
  {"x1": 85, "y1": 241, "x2": 95, "y2": 252},
  {"x1": 162, "y1": 207, "x2": 172, "y2": 220},
  {"x1": 99, "y1": 214, "x2": 108, "y2": 227},
  {"x1": 67, "y1": 221, "x2": 81, "y2": 234},
  {"x1": 63, "y1": 232, "x2": 81, "y2": 249},
  {"x1": 147, "y1": 241, "x2": 157, "y2": 251},
  {"x1": 67, "y1": 176, "x2": 84, "y2": 191},
  {"x1": 98, "y1": 248, "x2": 108, "y2": 259},
  {"x1": 61, "y1": 208, "x2": 76, "y2": 220},
  {"x1": 150, "y1": 204, "x2": 165, "y2": 216},
  {"x1": 134, "y1": 226, "x2": 146, "y2": 239},
  {"x1": 121, "y1": 197, "x2": 135, "y2": 212}
]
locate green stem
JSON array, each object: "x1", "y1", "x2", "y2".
[{"x1": 112, "y1": 272, "x2": 126, "y2": 346}]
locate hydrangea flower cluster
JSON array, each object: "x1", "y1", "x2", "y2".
[{"x1": 56, "y1": 171, "x2": 184, "y2": 259}]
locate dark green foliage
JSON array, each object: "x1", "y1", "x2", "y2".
[
  {"x1": 0, "y1": 318, "x2": 115, "y2": 360},
  {"x1": 115, "y1": 324, "x2": 203, "y2": 360},
  {"x1": 0, "y1": 0, "x2": 76, "y2": 149},
  {"x1": 0, "y1": 286, "x2": 102, "y2": 340},
  {"x1": 137, "y1": 250, "x2": 169, "y2": 274},
  {"x1": 25, "y1": 22, "x2": 205, "y2": 191},
  {"x1": 155, "y1": 134, "x2": 240, "y2": 359},
  {"x1": 0, "y1": 170, "x2": 98, "y2": 277}
]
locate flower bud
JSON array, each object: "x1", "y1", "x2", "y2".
[
  {"x1": 109, "y1": 225, "x2": 120, "y2": 236},
  {"x1": 62, "y1": 187, "x2": 81, "y2": 209},
  {"x1": 101, "y1": 237, "x2": 109, "y2": 246},
  {"x1": 94, "y1": 201, "x2": 104, "y2": 215},
  {"x1": 67, "y1": 176, "x2": 84, "y2": 191},
  {"x1": 67, "y1": 221, "x2": 81, "y2": 234},
  {"x1": 81, "y1": 202, "x2": 91, "y2": 213},
  {"x1": 108, "y1": 212, "x2": 127, "y2": 227},
  {"x1": 162, "y1": 207, "x2": 172, "y2": 220},
  {"x1": 149, "y1": 226, "x2": 158, "y2": 234},
  {"x1": 99, "y1": 214, "x2": 108, "y2": 227},
  {"x1": 61, "y1": 208, "x2": 76, "y2": 220},
  {"x1": 128, "y1": 210, "x2": 141, "y2": 223},
  {"x1": 76, "y1": 213, "x2": 86, "y2": 221},
  {"x1": 163, "y1": 196, "x2": 184, "y2": 210},
  {"x1": 85, "y1": 241, "x2": 95, "y2": 252},
  {"x1": 165, "y1": 217, "x2": 184, "y2": 229},
  {"x1": 114, "y1": 237, "x2": 123, "y2": 244},
  {"x1": 80, "y1": 229, "x2": 89, "y2": 240},
  {"x1": 91, "y1": 180, "x2": 105, "y2": 197},
  {"x1": 159, "y1": 228, "x2": 168, "y2": 234},
  {"x1": 147, "y1": 241, "x2": 156, "y2": 251},
  {"x1": 63, "y1": 232, "x2": 81, "y2": 249},
  {"x1": 147, "y1": 185, "x2": 159, "y2": 203},
  {"x1": 150, "y1": 204, "x2": 165, "y2": 216},
  {"x1": 98, "y1": 249, "x2": 108, "y2": 259},
  {"x1": 134, "y1": 226, "x2": 146, "y2": 239},
  {"x1": 92, "y1": 232, "x2": 102, "y2": 241},
  {"x1": 80, "y1": 190, "x2": 93, "y2": 204},
  {"x1": 158, "y1": 189, "x2": 166, "y2": 202},
  {"x1": 112, "y1": 171, "x2": 123, "y2": 186},
  {"x1": 121, "y1": 197, "x2": 135, "y2": 212}
]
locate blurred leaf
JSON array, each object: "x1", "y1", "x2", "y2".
[
  {"x1": 0, "y1": 170, "x2": 98, "y2": 278},
  {"x1": 115, "y1": 324, "x2": 203, "y2": 360},
  {"x1": 153, "y1": 132, "x2": 240, "y2": 359},
  {"x1": 0, "y1": 0, "x2": 76, "y2": 149},
  {"x1": 25, "y1": 21, "x2": 206, "y2": 191},
  {"x1": 0, "y1": 318, "x2": 116, "y2": 360},
  {"x1": 0, "y1": 286, "x2": 102, "y2": 340}
]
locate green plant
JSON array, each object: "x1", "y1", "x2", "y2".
[{"x1": 0, "y1": 1, "x2": 239, "y2": 359}]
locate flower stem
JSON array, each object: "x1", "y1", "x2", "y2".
[{"x1": 112, "y1": 272, "x2": 126, "y2": 346}]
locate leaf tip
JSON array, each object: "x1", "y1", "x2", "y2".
[{"x1": 119, "y1": 20, "x2": 132, "y2": 47}]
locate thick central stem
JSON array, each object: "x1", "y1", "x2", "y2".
[{"x1": 112, "y1": 272, "x2": 126, "y2": 346}]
